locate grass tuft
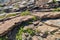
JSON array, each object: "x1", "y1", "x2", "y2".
[{"x1": 20, "y1": 10, "x2": 30, "y2": 16}]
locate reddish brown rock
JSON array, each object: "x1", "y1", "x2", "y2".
[
  {"x1": 36, "y1": 24, "x2": 58, "y2": 33},
  {"x1": 32, "y1": 12, "x2": 60, "y2": 19},
  {"x1": 0, "y1": 15, "x2": 33, "y2": 36},
  {"x1": 32, "y1": 36, "x2": 39, "y2": 40},
  {"x1": 44, "y1": 19, "x2": 60, "y2": 28},
  {"x1": 23, "y1": 24, "x2": 34, "y2": 30},
  {"x1": 33, "y1": 21, "x2": 40, "y2": 26}
]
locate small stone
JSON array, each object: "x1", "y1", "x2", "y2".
[
  {"x1": 22, "y1": 33, "x2": 27, "y2": 40},
  {"x1": 27, "y1": 35, "x2": 32, "y2": 40},
  {"x1": 37, "y1": 36, "x2": 43, "y2": 40},
  {"x1": 32, "y1": 36, "x2": 39, "y2": 40},
  {"x1": 38, "y1": 22, "x2": 43, "y2": 26},
  {"x1": 55, "y1": 38, "x2": 60, "y2": 40},
  {"x1": 32, "y1": 36, "x2": 43, "y2": 40},
  {"x1": 23, "y1": 24, "x2": 34, "y2": 30},
  {"x1": 25, "y1": 33, "x2": 29, "y2": 37},
  {"x1": 55, "y1": 30, "x2": 60, "y2": 34},
  {"x1": 33, "y1": 21, "x2": 40, "y2": 26}
]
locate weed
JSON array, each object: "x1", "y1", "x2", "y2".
[
  {"x1": 16, "y1": 27, "x2": 35, "y2": 40},
  {"x1": 6, "y1": 14, "x2": 17, "y2": 17},
  {"x1": 20, "y1": 10, "x2": 30, "y2": 16},
  {"x1": 24, "y1": 29, "x2": 35, "y2": 36},
  {"x1": 0, "y1": 36, "x2": 8, "y2": 40},
  {"x1": 16, "y1": 27, "x2": 24, "y2": 40},
  {"x1": 32, "y1": 16, "x2": 37, "y2": 21},
  {"x1": 52, "y1": 8, "x2": 60, "y2": 12},
  {"x1": 0, "y1": 16, "x2": 4, "y2": 19},
  {"x1": 45, "y1": 31, "x2": 49, "y2": 35}
]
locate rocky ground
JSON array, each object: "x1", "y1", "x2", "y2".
[
  {"x1": 0, "y1": 0, "x2": 60, "y2": 40},
  {"x1": 0, "y1": 12, "x2": 59, "y2": 40}
]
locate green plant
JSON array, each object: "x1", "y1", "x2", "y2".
[
  {"x1": 0, "y1": 36, "x2": 8, "y2": 40},
  {"x1": 50, "y1": 32, "x2": 54, "y2": 35},
  {"x1": 6, "y1": 14, "x2": 17, "y2": 17},
  {"x1": 0, "y1": 16, "x2": 4, "y2": 19},
  {"x1": 32, "y1": 16, "x2": 37, "y2": 21},
  {"x1": 53, "y1": 8, "x2": 60, "y2": 12},
  {"x1": 0, "y1": 4, "x2": 3, "y2": 7},
  {"x1": 16, "y1": 27, "x2": 35, "y2": 40},
  {"x1": 20, "y1": 10, "x2": 30, "y2": 16},
  {"x1": 24, "y1": 29, "x2": 35, "y2": 36},
  {"x1": 16, "y1": 27, "x2": 24, "y2": 40},
  {"x1": 52, "y1": 0, "x2": 56, "y2": 3},
  {"x1": 45, "y1": 31, "x2": 49, "y2": 35},
  {"x1": 13, "y1": 4, "x2": 20, "y2": 8}
]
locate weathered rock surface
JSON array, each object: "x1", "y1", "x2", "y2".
[
  {"x1": 32, "y1": 12, "x2": 60, "y2": 19},
  {"x1": 32, "y1": 36, "x2": 43, "y2": 40},
  {"x1": 45, "y1": 34, "x2": 60, "y2": 40},
  {"x1": 0, "y1": 15, "x2": 33, "y2": 36},
  {"x1": 33, "y1": 21, "x2": 40, "y2": 26},
  {"x1": 23, "y1": 24, "x2": 34, "y2": 30},
  {"x1": 44, "y1": 19, "x2": 60, "y2": 28},
  {"x1": 36, "y1": 24, "x2": 58, "y2": 33}
]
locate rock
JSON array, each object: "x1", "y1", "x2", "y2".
[
  {"x1": 55, "y1": 30, "x2": 60, "y2": 34},
  {"x1": 35, "y1": 0, "x2": 49, "y2": 7},
  {"x1": 44, "y1": 19, "x2": 60, "y2": 28},
  {"x1": 3, "y1": 6, "x2": 13, "y2": 13},
  {"x1": 22, "y1": 33, "x2": 32, "y2": 40},
  {"x1": 32, "y1": 36, "x2": 40, "y2": 40},
  {"x1": 0, "y1": 15, "x2": 33, "y2": 36},
  {"x1": 24, "y1": 33, "x2": 30, "y2": 37},
  {"x1": 12, "y1": 0, "x2": 35, "y2": 8},
  {"x1": 46, "y1": 34, "x2": 60, "y2": 40},
  {"x1": 46, "y1": 35, "x2": 56, "y2": 40},
  {"x1": 22, "y1": 33, "x2": 27, "y2": 40},
  {"x1": 32, "y1": 36, "x2": 43, "y2": 40},
  {"x1": 55, "y1": 38, "x2": 60, "y2": 40},
  {"x1": 33, "y1": 21, "x2": 40, "y2": 26},
  {"x1": 32, "y1": 12, "x2": 60, "y2": 19},
  {"x1": 38, "y1": 22, "x2": 43, "y2": 26},
  {"x1": 23, "y1": 24, "x2": 34, "y2": 30},
  {"x1": 41, "y1": 32, "x2": 48, "y2": 38},
  {"x1": 36, "y1": 24, "x2": 58, "y2": 33},
  {"x1": 27, "y1": 35, "x2": 32, "y2": 40},
  {"x1": 37, "y1": 36, "x2": 43, "y2": 40}
]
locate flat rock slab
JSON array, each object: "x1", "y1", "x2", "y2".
[
  {"x1": 32, "y1": 12, "x2": 60, "y2": 19},
  {"x1": 36, "y1": 24, "x2": 58, "y2": 33},
  {"x1": 0, "y1": 15, "x2": 33, "y2": 36},
  {"x1": 44, "y1": 19, "x2": 60, "y2": 28}
]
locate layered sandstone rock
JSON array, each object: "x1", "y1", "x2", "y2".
[
  {"x1": 32, "y1": 12, "x2": 60, "y2": 19},
  {"x1": 0, "y1": 15, "x2": 33, "y2": 36}
]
